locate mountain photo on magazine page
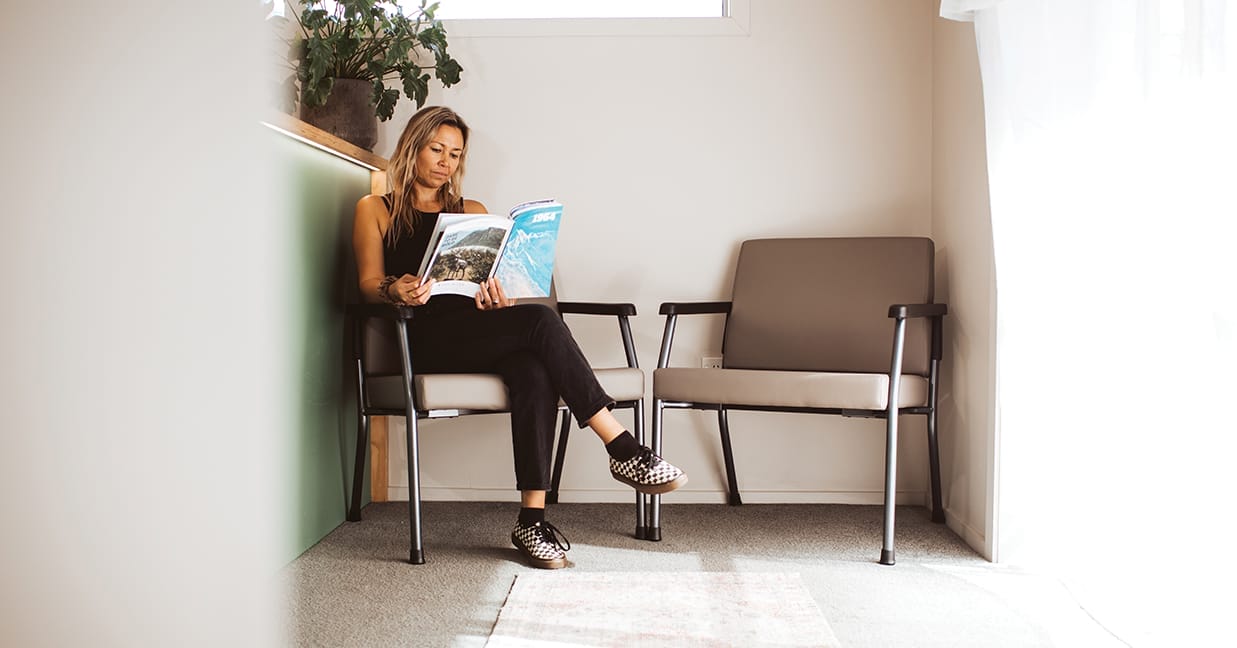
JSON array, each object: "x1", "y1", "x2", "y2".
[{"x1": 424, "y1": 217, "x2": 507, "y2": 285}]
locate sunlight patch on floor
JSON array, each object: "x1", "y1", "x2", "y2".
[{"x1": 921, "y1": 563, "x2": 1127, "y2": 648}]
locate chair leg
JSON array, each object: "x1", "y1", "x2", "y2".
[
  {"x1": 406, "y1": 414, "x2": 425, "y2": 565},
  {"x1": 547, "y1": 410, "x2": 571, "y2": 505},
  {"x1": 646, "y1": 399, "x2": 664, "y2": 541},
  {"x1": 633, "y1": 399, "x2": 648, "y2": 540},
  {"x1": 881, "y1": 316, "x2": 909, "y2": 566},
  {"x1": 926, "y1": 408, "x2": 945, "y2": 524},
  {"x1": 718, "y1": 408, "x2": 742, "y2": 506},
  {"x1": 880, "y1": 412, "x2": 900, "y2": 566},
  {"x1": 395, "y1": 321, "x2": 426, "y2": 565},
  {"x1": 348, "y1": 413, "x2": 370, "y2": 522}
]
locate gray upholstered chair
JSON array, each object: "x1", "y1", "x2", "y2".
[
  {"x1": 348, "y1": 291, "x2": 646, "y2": 564},
  {"x1": 650, "y1": 237, "x2": 946, "y2": 565}
]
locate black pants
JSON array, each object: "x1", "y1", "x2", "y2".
[{"x1": 409, "y1": 298, "x2": 614, "y2": 491}]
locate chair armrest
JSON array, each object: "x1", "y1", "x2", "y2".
[
  {"x1": 555, "y1": 301, "x2": 640, "y2": 369},
  {"x1": 346, "y1": 303, "x2": 417, "y2": 320},
  {"x1": 556, "y1": 301, "x2": 637, "y2": 317},
  {"x1": 887, "y1": 303, "x2": 948, "y2": 362},
  {"x1": 887, "y1": 303, "x2": 948, "y2": 319},
  {"x1": 346, "y1": 303, "x2": 418, "y2": 375},
  {"x1": 659, "y1": 301, "x2": 732, "y2": 316},
  {"x1": 655, "y1": 301, "x2": 733, "y2": 368}
]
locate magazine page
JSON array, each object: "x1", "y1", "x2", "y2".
[
  {"x1": 420, "y1": 214, "x2": 513, "y2": 298},
  {"x1": 493, "y1": 200, "x2": 564, "y2": 299},
  {"x1": 416, "y1": 213, "x2": 473, "y2": 278}
]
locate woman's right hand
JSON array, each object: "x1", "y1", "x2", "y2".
[{"x1": 389, "y1": 274, "x2": 435, "y2": 305}]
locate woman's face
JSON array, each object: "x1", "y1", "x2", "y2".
[{"x1": 414, "y1": 124, "x2": 464, "y2": 190}]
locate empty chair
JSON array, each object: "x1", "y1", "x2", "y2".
[{"x1": 649, "y1": 237, "x2": 946, "y2": 565}]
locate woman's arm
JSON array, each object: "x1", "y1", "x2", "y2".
[{"x1": 354, "y1": 194, "x2": 394, "y2": 304}]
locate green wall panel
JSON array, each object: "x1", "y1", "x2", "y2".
[{"x1": 272, "y1": 131, "x2": 372, "y2": 562}]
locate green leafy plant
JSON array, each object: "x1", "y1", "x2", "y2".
[{"x1": 277, "y1": 0, "x2": 463, "y2": 121}]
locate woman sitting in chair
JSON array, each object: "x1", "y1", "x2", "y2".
[{"x1": 353, "y1": 105, "x2": 687, "y2": 569}]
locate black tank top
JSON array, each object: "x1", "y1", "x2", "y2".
[{"x1": 382, "y1": 195, "x2": 438, "y2": 276}]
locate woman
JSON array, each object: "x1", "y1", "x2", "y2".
[{"x1": 353, "y1": 106, "x2": 687, "y2": 569}]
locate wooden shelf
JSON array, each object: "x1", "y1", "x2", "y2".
[
  {"x1": 263, "y1": 112, "x2": 388, "y2": 171},
  {"x1": 264, "y1": 112, "x2": 389, "y2": 195}
]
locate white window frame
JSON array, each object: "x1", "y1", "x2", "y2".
[
  {"x1": 438, "y1": 0, "x2": 750, "y2": 38},
  {"x1": 433, "y1": 0, "x2": 726, "y2": 21}
]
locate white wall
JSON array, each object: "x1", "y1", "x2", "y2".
[
  {"x1": 380, "y1": 0, "x2": 955, "y2": 511},
  {"x1": 930, "y1": 14, "x2": 997, "y2": 559},
  {"x1": 1, "y1": 4, "x2": 284, "y2": 645}
]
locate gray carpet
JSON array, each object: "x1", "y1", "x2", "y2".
[{"x1": 283, "y1": 502, "x2": 1126, "y2": 647}]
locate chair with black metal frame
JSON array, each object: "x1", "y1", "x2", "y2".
[
  {"x1": 346, "y1": 290, "x2": 647, "y2": 564},
  {"x1": 647, "y1": 237, "x2": 947, "y2": 565}
]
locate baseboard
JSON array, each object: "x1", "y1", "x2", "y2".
[
  {"x1": 388, "y1": 486, "x2": 928, "y2": 505},
  {"x1": 944, "y1": 506, "x2": 989, "y2": 559}
]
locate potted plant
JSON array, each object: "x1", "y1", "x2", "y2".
[{"x1": 272, "y1": 0, "x2": 463, "y2": 150}]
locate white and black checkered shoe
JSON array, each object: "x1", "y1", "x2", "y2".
[
  {"x1": 610, "y1": 445, "x2": 688, "y2": 495},
  {"x1": 510, "y1": 520, "x2": 570, "y2": 569}
]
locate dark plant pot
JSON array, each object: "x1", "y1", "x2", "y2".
[{"x1": 299, "y1": 78, "x2": 378, "y2": 151}]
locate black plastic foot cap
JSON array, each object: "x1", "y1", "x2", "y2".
[
  {"x1": 728, "y1": 494, "x2": 743, "y2": 506},
  {"x1": 347, "y1": 512, "x2": 362, "y2": 522},
  {"x1": 879, "y1": 549, "x2": 895, "y2": 566},
  {"x1": 410, "y1": 549, "x2": 426, "y2": 565},
  {"x1": 931, "y1": 510, "x2": 945, "y2": 524},
  {"x1": 546, "y1": 493, "x2": 559, "y2": 505},
  {"x1": 645, "y1": 527, "x2": 662, "y2": 542}
]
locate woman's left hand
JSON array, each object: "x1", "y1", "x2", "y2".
[{"x1": 476, "y1": 278, "x2": 517, "y2": 310}]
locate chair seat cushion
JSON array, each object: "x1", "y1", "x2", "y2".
[
  {"x1": 368, "y1": 367, "x2": 644, "y2": 412},
  {"x1": 653, "y1": 367, "x2": 927, "y2": 411},
  {"x1": 590, "y1": 367, "x2": 645, "y2": 403}
]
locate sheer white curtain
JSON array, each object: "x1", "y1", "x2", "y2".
[{"x1": 942, "y1": 0, "x2": 1237, "y2": 644}]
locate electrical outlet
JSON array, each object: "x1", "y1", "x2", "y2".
[{"x1": 701, "y1": 356, "x2": 723, "y2": 369}]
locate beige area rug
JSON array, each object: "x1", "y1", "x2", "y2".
[{"x1": 485, "y1": 572, "x2": 842, "y2": 647}]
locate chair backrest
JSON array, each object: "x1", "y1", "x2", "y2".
[
  {"x1": 363, "y1": 316, "x2": 406, "y2": 376},
  {"x1": 722, "y1": 237, "x2": 935, "y2": 375},
  {"x1": 362, "y1": 282, "x2": 559, "y2": 377}
]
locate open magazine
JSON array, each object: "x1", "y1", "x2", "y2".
[{"x1": 416, "y1": 199, "x2": 564, "y2": 299}]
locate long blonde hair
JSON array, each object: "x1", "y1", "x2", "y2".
[{"x1": 385, "y1": 106, "x2": 469, "y2": 242}]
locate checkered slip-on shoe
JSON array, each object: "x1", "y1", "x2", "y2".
[
  {"x1": 510, "y1": 520, "x2": 571, "y2": 570},
  {"x1": 609, "y1": 445, "x2": 688, "y2": 495}
]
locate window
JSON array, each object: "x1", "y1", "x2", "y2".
[
  {"x1": 431, "y1": 0, "x2": 747, "y2": 37},
  {"x1": 432, "y1": 1, "x2": 725, "y2": 20},
  {"x1": 267, "y1": 1, "x2": 747, "y2": 37}
]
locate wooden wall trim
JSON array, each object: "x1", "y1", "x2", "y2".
[{"x1": 370, "y1": 417, "x2": 389, "y2": 502}]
